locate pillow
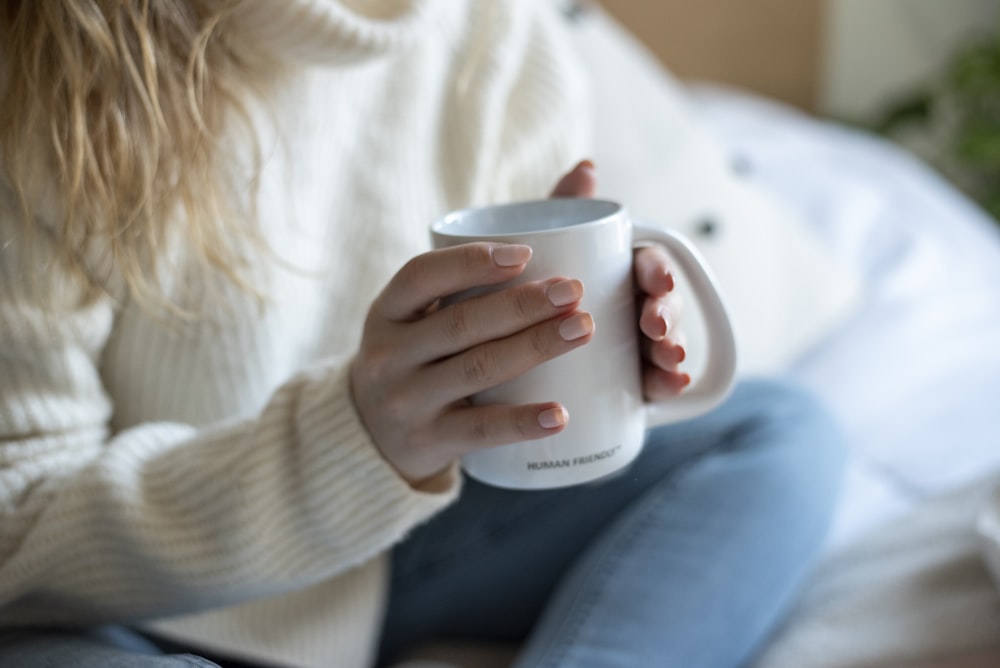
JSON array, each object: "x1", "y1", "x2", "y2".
[{"x1": 565, "y1": 4, "x2": 862, "y2": 376}]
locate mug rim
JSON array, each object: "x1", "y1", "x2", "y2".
[{"x1": 431, "y1": 198, "x2": 625, "y2": 239}]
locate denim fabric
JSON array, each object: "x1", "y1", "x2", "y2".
[
  {"x1": 0, "y1": 627, "x2": 220, "y2": 667},
  {"x1": 378, "y1": 380, "x2": 846, "y2": 668}
]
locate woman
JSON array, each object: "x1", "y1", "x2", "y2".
[{"x1": 0, "y1": 1, "x2": 844, "y2": 666}]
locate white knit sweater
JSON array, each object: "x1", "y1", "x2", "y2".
[{"x1": 0, "y1": 1, "x2": 589, "y2": 666}]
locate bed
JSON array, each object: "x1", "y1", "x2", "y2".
[
  {"x1": 578, "y1": 3, "x2": 1000, "y2": 666},
  {"x1": 695, "y1": 84, "x2": 1000, "y2": 668}
]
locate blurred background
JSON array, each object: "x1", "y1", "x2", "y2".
[{"x1": 600, "y1": 0, "x2": 1000, "y2": 221}]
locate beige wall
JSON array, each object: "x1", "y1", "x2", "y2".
[
  {"x1": 821, "y1": 0, "x2": 1000, "y2": 120},
  {"x1": 598, "y1": 0, "x2": 999, "y2": 120},
  {"x1": 598, "y1": 0, "x2": 824, "y2": 111}
]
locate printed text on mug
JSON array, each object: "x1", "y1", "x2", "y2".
[{"x1": 526, "y1": 445, "x2": 623, "y2": 471}]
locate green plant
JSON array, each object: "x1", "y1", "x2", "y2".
[{"x1": 876, "y1": 18, "x2": 1000, "y2": 223}]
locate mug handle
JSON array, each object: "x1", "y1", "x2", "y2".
[{"x1": 634, "y1": 222, "x2": 739, "y2": 425}]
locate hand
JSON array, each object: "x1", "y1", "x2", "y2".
[
  {"x1": 635, "y1": 245, "x2": 691, "y2": 399},
  {"x1": 350, "y1": 229, "x2": 594, "y2": 486},
  {"x1": 552, "y1": 161, "x2": 691, "y2": 401}
]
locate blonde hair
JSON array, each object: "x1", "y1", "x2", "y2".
[{"x1": 0, "y1": 0, "x2": 268, "y2": 312}]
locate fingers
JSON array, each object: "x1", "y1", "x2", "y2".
[
  {"x1": 357, "y1": 307, "x2": 591, "y2": 484},
  {"x1": 634, "y1": 245, "x2": 674, "y2": 297},
  {"x1": 419, "y1": 311, "x2": 594, "y2": 407},
  {"x1": 644, "y1": 364, "x2": 691, "y2": 400},
  {"x1": 550, "y1": 159, "x2": 597, "y2": 198},
  {"x1": 645, "y1": 328, "x2": 686, "y2": 367},
  {"x1": 405, "y1": 277, "x2": 584, "y2": 364},
  {"x1": 638, "y1": 291, "x2": 683, "y2": 342},
  {"x1": 642, "y1": 320, "x2": 691, "y2": 401},
  {"x1": 434, "y1": 402, "x2": 569, "y2": 455},
  {"x1": 642, "y1": 300, "x2": 687, "y2": 401},
  {"x1": 354, "y1": 236, "x2": 595, "y2": 485},
  {"x1": 635, "y1": 245, "x2": 681, "y2": 346},
  {"x1": 375, "y1": 243, "x2": 533, "y2": 321},
  {"x1": 635, "y1": 244, "x2": 688, "y2": 401}
]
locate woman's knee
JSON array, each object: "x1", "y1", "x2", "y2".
[
  {"x1": 646, "y1": 378, "x2": 846, "y2": 488},
  {"x1": 728, "y1": 379, "x2": 845, "y2": 456},
  {"x1": 748, "y1": 379, "x2": 847, "y2": 511}
]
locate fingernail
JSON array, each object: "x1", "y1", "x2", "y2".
[
  {"x1": 547, "y1": 279, "x2": 583, "y2": 307},
  {"x1": 559, "y1": 312, "x2": 594, "y2": 341},
  {"x1": 538, "y1": 406, "x2": 568, "y2": 429},
  {"x1": 665, "y1": 272, "x2": 674, "y2": 292},
  {"x1": 651, "y1": 305, "x2": 668, "y2": 341},
  {"x1": 492, "y1": 244, "x2": 532, "y2": 267},
  {"x1": 579, "y1": 159, "x2": 596, "y2": 171},
  {"x1": 676, "y1": 345, "x2": 686, "y2": 363}
]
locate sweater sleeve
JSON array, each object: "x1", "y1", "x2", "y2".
[{"x1": 0, "y1": 206, "x2": 460, "y2": 626}]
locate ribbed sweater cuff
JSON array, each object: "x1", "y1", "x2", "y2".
[{"x1": 291, "y1": 357, "x2": 461, "y2": 550}]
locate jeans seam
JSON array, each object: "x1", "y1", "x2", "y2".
[{"x1": 172, "y1": 654, "x2": 221, "y2": 668}]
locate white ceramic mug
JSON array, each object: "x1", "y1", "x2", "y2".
[{"x1": 431, "y1": 198, "x2": 737, "y2": 489}]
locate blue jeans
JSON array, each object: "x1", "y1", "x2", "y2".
[
  {"x1": 378, "y1": 380, "x2": 845, "y2": 667},
  {"x1": 0, "y1": 381, "x2": 843, "y2": 667},
  {"x1": 0, "y1": 627, "x2": 222, "y2": 667}
]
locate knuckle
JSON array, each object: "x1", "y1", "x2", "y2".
[
  {"x1": 530, "y1": 325, "x2": 554, "y2": 358},
  {"x1": 360, "y1": 343, "x2": 394, "y2": 386},
  {"x1": 462, "y1": 243, "x2": 493, "y2": 274},
  {"x1": 470, "y1": 412, "x2": 491, "y2": 442},
  {"x1": 461, "y1": 348, "x2": 496, "y2": 385},
  {"x1": 510, "y1": 285, "x2": 535, "y2": 320},
  {"x1": 514, "y1": 410, "x2": 536, "y2": 440},
  {"x1": 381, "y1": 388, "x2": 415, "y2": 427},
  {"x1": 443, "y1": 303, "x2": 471, "y2": 343},
  {"x1": 396, "y1": 255, "x2": 426, "y2": 290},
  {"x1": 640, "y1": 243, "x2": 669, "y2": 268}
]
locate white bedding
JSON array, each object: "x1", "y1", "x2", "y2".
[
  {"x1": 567, "y1": 7, "x2": 1000, "y2": 662},
  {"x1": 573, "y1": 12, "x2": 1000, "y2": 657},
  {"x1": 690, "y1": 85, "x2": 1000, "y2": 550},
  {"x1": 688, "y1": 86, "x2": 1000, "y2": 665}
]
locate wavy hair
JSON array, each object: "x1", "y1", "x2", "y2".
[{"x1": 0, "y1": 0, "x2": 269, "y2": 313}]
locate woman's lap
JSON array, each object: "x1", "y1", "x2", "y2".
[
  {"x1": 0, "y1": 380, "x2": 844, "y2": 668},
  {"x1": 378, "y1": 379, "x2": 846, "y2": 667}
]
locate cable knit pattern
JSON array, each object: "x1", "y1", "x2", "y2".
[{"x1": 0, "y1": 1, "x2": 589, "y2": 666}]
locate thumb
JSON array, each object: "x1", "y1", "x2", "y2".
[{"x1": 549, "y1": 159, "x2": 597, "y2": 198}]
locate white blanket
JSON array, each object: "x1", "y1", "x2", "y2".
[
  {"x1": 754, "y1": 474, "x2": 1000, "y2": 667},
  {"x1": 691, "y1": 84, "x2": 1000, "y2": 545}
]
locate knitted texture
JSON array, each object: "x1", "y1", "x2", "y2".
[{"x1": 0, "y1": 1, "x2": 590, "y2": 666}]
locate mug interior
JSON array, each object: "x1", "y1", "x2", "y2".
[{"x1": 434, "y1": 198, "x2": 622, "y2": 237}]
